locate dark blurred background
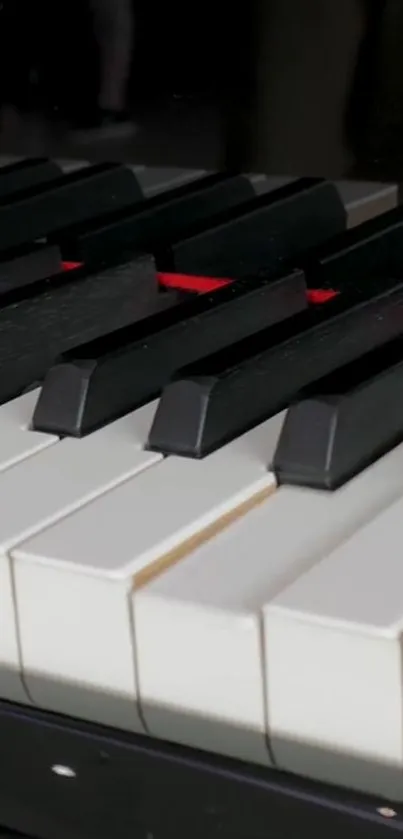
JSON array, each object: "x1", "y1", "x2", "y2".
[
  {"x1": 0, "y1": 0, "x2": 239, "y2": 117},
  {"x1": 0, "y1": 0, "x2": 403, "y2": 179}
]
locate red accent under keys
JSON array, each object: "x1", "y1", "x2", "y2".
[
  {"x1": 62, "y1": 261, "x2": 83, "y2": 272},
  {"x1": 159, "y1": 271, "x2": 339, "y2": 305},
  {"x1": 307, "y1": 288, "x2": 339, "y2": 304},
  {"x1": 158, "y1": 272, "x2": 232, "y2": 293}
]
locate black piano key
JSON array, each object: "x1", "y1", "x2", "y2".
[
  {"x1": 0, "y1": 242, "x2": 62, "y2": 293},
  {"x1": 160, "y1": 179, "x2": 346, "y2": 278},
  {"x1": 271, "y1": 337, "x2": 403, "y2": 490},
  {"x1": 31, "y1": 268, "x2": 308, "y2": 437},
  {"x1": 147, "y1": 275, "x2": 403, "y2": 458},
  {"x1": 0, "y1": 253, "x2": 159, "y2": 403},
  {"x1": 0, "y1": 164, "x2": 143, "y2": 251},
  {"x1": 0, "y1": 159, "x2": 62, "y2": 200},
  {"x1": 301, "y1": 203, "x2": 403, "y2": 291},
  {"x1": 54, "y1": 173, "x2": 255, "y2": 265}
]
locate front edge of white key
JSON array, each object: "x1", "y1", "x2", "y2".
[
  {"x1": 264, "y1": 496, "x2": 403, "y2": 801},
  {"x1": 10, "y1": 412, "x2": 284, "y2": 732},
  {"x1": 0, "y1": 388, "x2": 59, "y2": 703},
  {"x1": 134, "y1": 440, "x2": 403, "y2": 775},
  {"x1": 0, "y1": 399, "x2": 161, "y2": 719}
]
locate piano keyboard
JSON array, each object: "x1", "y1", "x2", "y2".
[{"x1": 0, "y1": 157, "x2": 402, "y2": 805}]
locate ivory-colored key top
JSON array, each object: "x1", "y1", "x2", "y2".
[
  {"x1": 0, "y1": 560, "x2": 25, "y2": 703},
  {"x1": 265, "y1": 495, "x2": 403, "y2": 801},
  {"x1": 133, "y1": 441, "x2": 403, "y2": 766},
  {"x1": 0, "y1": 388, "x2": 59, "y2": 703},
  {"x1": 10, "y1": 412, "x2": 284, "y2": 730},
  {"x1": 0, "y1": 399, "x2": 161, "y2": 708},
  {"x1": 0, "y1": 388, "x2": 58, "y2": 471}
]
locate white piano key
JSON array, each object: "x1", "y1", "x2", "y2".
[
  {"x1": 0, "y1": 557, "x2": 27, "y2": 704},
  {"x1": 133, "y1": 441, "x2": 403, "y2": 767},
  {"x1": 0, "y1": 388, "x2": 57, "y2": 471},
  {"x1": 0, "y1": 388, "x2": 59, "y2": 704},
  {"x1": 0, "y1": 399, "x2": 161, "y2": 708},
  {"x1": 11, "y1": 412, "x2": 285, "y2": 729},
  {"x1": 264, "y1": 495, "x2": 403, "y2": 801}
]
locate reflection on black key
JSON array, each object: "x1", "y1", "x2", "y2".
[
  {"x1": 272, "y1": 338, "x2": 403, "y2": 490},
  {"x1": 161, "y1": 179, "x2": 346, "y2": 278},
  {"x1": 0, "y1": 159, "x2": 62, "y2": 200},
  {"x1": 55, "y1": 174, "x2": 255, "y2": 265},
  {"x1": 0, "y1": 164, "x2": 143, "y2": 251},
  {"x1": 148, "y1": 276, "x2": 403, "y2": 458},
  {"x1": 32, "y1": 269, "x2": 308, "y2": 437},
  {"x1": 0, "y1": 243, "x2": 62, "y2": 293},
  {"x1": 301, "y1": 203, "x2": 403, "y2": 291},
  {"x1": 0, "y1": 253, "x2": 157, "y2": 404}
]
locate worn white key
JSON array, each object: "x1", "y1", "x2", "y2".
[
  {"x1": 133, "y1": 441, "x2": 403, "y2": 767},
  {"x1": 265, "y1": 495, "x2": 403, "y2": 801},
  {"x1": 0, "y1": 400, "x2": 161, "y2": 706},
  {"x1": 11, "y1": 412, "x2": 284, "y2": 730}
]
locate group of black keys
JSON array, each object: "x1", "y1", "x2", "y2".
[{"x1": 0, "y1": 157, "x2": 402, "y2": 492}]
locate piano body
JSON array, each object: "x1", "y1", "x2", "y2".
[{"x1": 1, "y1": 1, "x2": 403, "y2": 837}]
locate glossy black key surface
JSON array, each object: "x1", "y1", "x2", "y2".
[
  {"x1": 0, "y1": 164, "x2": 143, "y2": 251},
  {"x1": 299, "y1": 203, "x2": 403, "y2": 291},
  {"x1": 0, "y1": 158, "x2": 62, "y2": 199},
  {"x1": 32, "y1": 269, "x2": 308, "y2": 437},
  {"x1": 148, "y1": 275, "x2": 403, "y2": 458},
  {"x1": 55, "y1": 174, "x2": 255, "y2": 265},
  {"x1": 161, "y1": 179, "x2": 346, "y2": 278},
  {"x1": 0, "y1": 253, "x2": 158, "y2": 404},
  {"x1": 0, "y1": 242, "x2": 62, "y2": 293},
  {"x1": 272, "y1": 338, "x2": 403, "y2": 490}
]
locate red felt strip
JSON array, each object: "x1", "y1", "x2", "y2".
[
  {"x1": 62, "y1": 261, "x2": 83, "y2": 272},
  {"x1": 158, "y1": 272, "x2": 232, "y2": 293},
  {"x1": 63, "y1": 262, "x2": 339, "y2": 307},
  {"x1": 306, "y1": 288, "x2": 339, "y2": 304},
  {"x1": 159, "y1": 270, "x2": 339, "y2": 305}
]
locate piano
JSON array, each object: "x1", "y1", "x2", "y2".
[{"x1": 1, "y1": 2, "x2": 403, "y2": 838}]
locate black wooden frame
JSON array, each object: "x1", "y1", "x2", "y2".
[{"x1": 0, "y1": 699, "x2": 402, "y2": 839}]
